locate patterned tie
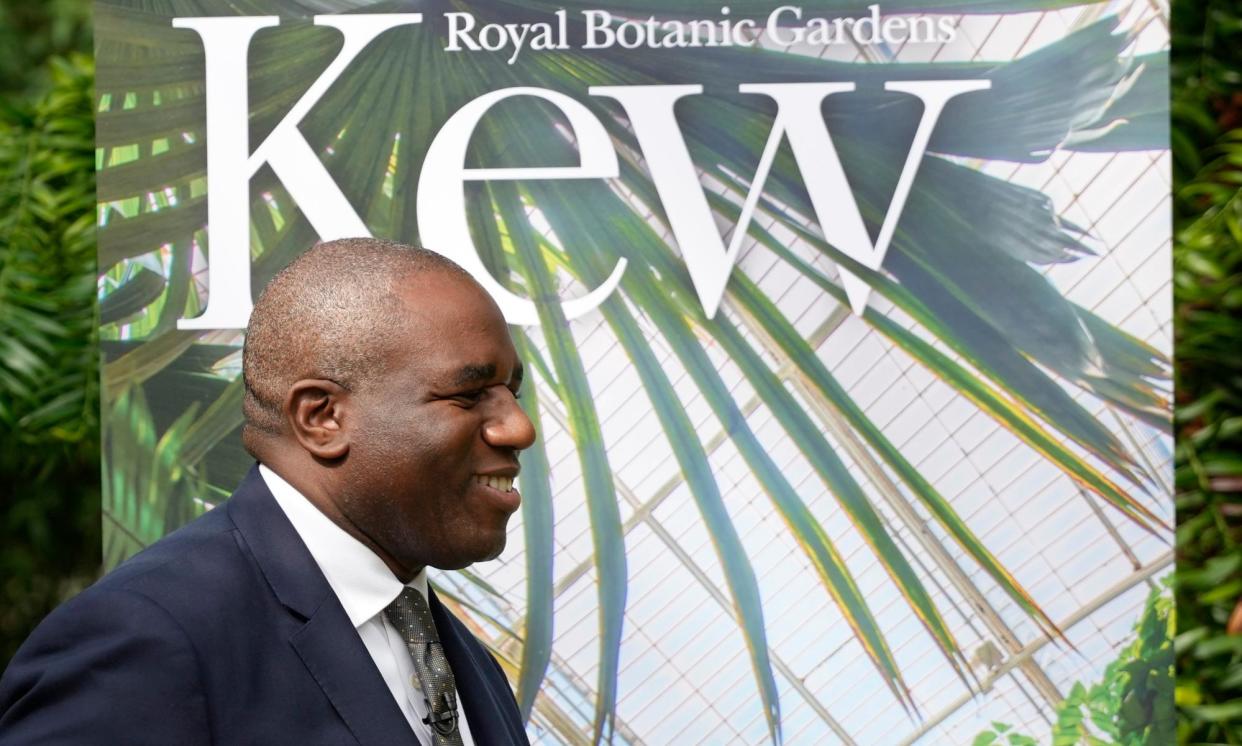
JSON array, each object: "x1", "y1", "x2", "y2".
[{"x1": 383, "y1": 587, "x2": 465, "y2": 746}]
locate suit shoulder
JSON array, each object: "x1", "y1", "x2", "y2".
[
  {"x1": 89, "y1": 503, "x2": 254, "y2": 615},
  {"x1": 0, "y1": 584, "x2": 212, "y2": 744}
]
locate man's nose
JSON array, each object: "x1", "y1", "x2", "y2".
[{"x1": 483, "y1": 391, "x2": 537, "y2": 451}]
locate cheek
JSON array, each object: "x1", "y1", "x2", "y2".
[
  {"x1": 356, "y1": 409, "x2": 434, "y2": 464},
  {"x1": 350, "y1": 404, "x2": 482, "y2": 502}
]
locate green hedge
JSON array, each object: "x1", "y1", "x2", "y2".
[
  {"x1": 0, "y1": 0, "x2": 98, "y2": 667},
  {"x1": 1172, "y1": 0, "x2": 1242, "y2": 743}
]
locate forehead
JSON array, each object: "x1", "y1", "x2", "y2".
[{"x1": 389, "y1": 272, "x2": 517, "y2": 375}]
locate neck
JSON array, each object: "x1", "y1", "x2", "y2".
[{"x1": 261, "y1": 455, "x2": 423, "y2": 584}]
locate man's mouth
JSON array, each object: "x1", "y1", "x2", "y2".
[{"x1": 475, "y1": 475, "x2": 515, "y2": 492}]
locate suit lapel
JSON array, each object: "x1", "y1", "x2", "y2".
[
  {"x1": 227, "y1": 466, "x2": 419, "y2": 746},
  {"x1": 430, "y1": 587, "x2": 528, "y2": 745},
  {"x1": 290, "y1": 605, "x2": 421, "y2": 746}
]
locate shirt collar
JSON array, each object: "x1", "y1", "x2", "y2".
[{"x1": 260, "y1": 464, "x2": 428, "y2": 627}]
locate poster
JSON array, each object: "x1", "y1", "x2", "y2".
[{"x1": 95, "y1": 0, "x2": 1172, "y2": 742}]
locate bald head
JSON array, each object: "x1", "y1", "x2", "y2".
[{"x1": 241, "y1": 237, "x2": 474, "y2": 457}]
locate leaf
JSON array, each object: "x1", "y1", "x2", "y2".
[
  {"x1": 99, "y1": 266, "x2": 166, "y2": 325},
  {"x1": 522, "y1": 171, "x2": 951, "y2": 705},
  {"x1": 516, "y1": 184, "x2": 794, "y2": 733},
  {"x1": 1186, "y1": 701, "x2": 1242, "y2": 722},
  {"x1": 511, "y1": 331, "x2": 556, "y2": 722},
  {"x1": 488, "y1": 184, "x2": 627, "y2": 745}
]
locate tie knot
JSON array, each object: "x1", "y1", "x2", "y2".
[{"x1": 383, "y1": 586, "x2": 439, "y2": 644}]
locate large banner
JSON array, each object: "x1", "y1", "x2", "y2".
[{"x1": 95, "y1": 1, "x2": 1172, "y2": 742}]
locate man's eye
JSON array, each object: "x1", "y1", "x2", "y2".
[{"x1": 452, "y1": 389, "x2": 485, "y2": 404}]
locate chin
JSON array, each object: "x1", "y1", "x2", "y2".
[
  {"x1": 430, "y1": 539, "x2": 507, "y2": 570},
  {"x1": 475, "y1": 537, "x2": 509, "y2": 564},
  {"x1": 473, "y1": 531, "x2": 511, "y2": 564}
]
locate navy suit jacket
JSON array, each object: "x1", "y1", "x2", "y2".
[{"x1": 0, "y1": 467, "x2": 530, "y2": 745}]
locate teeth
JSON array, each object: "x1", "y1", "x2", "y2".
[{"x1": 477, "y1": 475, "x2": 514, "y2": 492}]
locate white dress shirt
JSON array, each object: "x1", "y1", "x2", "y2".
[{"x1": 262, "y1": 465, "x2": 476, "y2": 746}]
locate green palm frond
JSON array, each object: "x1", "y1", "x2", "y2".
[
  {"x1": 103, "y1": 385, "x2": 206, "y2": 567},
  {"x1": 0, "y1": 51, "x2": 101, "y2": 666},
  {"x1": 495, "y1": 184, "x2": 629, "y2": 744},
  {"x1": 0, "y1": 55, "x2": 96, "y2": 443},
  {"x1": 511, "y1": 335, "x2": 557, "y2": 721}
]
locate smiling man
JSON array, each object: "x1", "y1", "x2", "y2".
[{"x1": 0, "y1": 238, "x2": 536, "y2": 745}]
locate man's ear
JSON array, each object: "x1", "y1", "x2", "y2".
[{"x1": 284, "y1": 379, "x2": 350, "y2": 460}]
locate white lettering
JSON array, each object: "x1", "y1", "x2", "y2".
[
  {"x1": 937, "y1": 16, "x2": 958, "y2": 41},
  {"x1": 173, "y1": 14, "x2": 423, "y2": 329},
  {"x1": 444, "y1": 13, "x2": 480, "y2": 51},
  {"x1": 617, "y1": 20, "x2": 644, "y2": 49},
  {"x1": 741, "y1": 80, "x2": 991, "y2": 313},
  {"x1": 766, "y1": 6, "x2": 802, "y2": 46},
  {"x1": 852, "y1": 5, "x2": 883, "y2": 45},
  {"x1": 731, "y1": 19, "x2": 757, "y2": 46},
  {"x1": 582, "y1": 10, "x2": 613, "y2": 49},
  {"x1": 593, "y1": 79, "x2": 989, "y2": 316},
  {"x1": 417, "y1": 87, "x2": 627, "y2": 326}
]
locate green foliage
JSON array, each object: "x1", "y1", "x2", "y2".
[
  {"x1": 973, "y1": 585, "x2": 1175, "y2": 746},
  {"x1": 1170, "y1": 0, "x2": 1242, "y2": 187},
  {"x1": 0, "y1": 49, "x2": 100, "y2": 666},
  {"x1": 973, "y1": 722, "x2": 1042, "y2": 746},
  {"x1": 0, "y1": 0, "x2": 91, "y2": 100},
  {"x1": 1172, "y1": 0, "x2": 1242, "y2": 743}
]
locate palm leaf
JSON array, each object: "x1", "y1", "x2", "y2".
[
  {"x1": 528, "y1": 198, "x2": 920, "y2": 713},
  {"x1": 530, "y1": 19, "x2": 1167, "y2": 488},
  {"x1": 488, "y1": 181, "x2": 627, "y2": 745},
  {"x1": 494, "y1": 179, "x2": 785, "y2": 739},
  {"x1": 718, "y1": 195, "x2": 1169, "y2": 531},
  {"x1": 475, "y1": 80, "x2": 978, "y2": 696},
  {"x1": 512, "y1": 332, "x2": 557, "y2": 722},
  {"x1": 103, "y1": 385, "x2": 202, "y2": 567}
]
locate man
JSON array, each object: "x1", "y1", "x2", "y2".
[{"x1": 0, "y1": 238, "x2": 536, "y2": 745}]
